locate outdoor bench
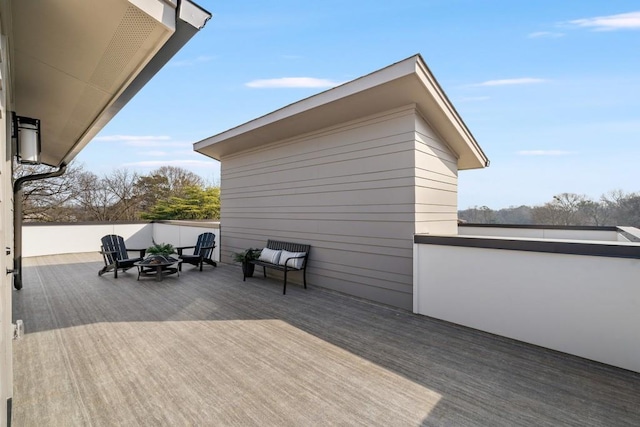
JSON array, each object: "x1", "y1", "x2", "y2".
[{"x1": 243, "y1": 240, "x2": 310, "y2": 294}]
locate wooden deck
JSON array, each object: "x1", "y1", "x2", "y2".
[{"x1": 12, "y1": 253, "x2": 640, "y2": 426}]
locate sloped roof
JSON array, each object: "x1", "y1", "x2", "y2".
[{"x1": 195, "y1": 54, "x2": 489, "y2": 170}]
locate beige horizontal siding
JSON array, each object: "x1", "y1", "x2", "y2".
[
  {"x1": 219, "y1": 106, "x2": 459, "y2": 309},
  {"x1": 312, "y1": 273, "x2": 413, "y2": 309},
  {"x1": 221, "y1": 108, "x2": 418, "y2": 309},
  {"x1": 414, "y1": 114, "x2": 459, "y2": 235}
]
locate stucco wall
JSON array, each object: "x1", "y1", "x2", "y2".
[
  {"x1": 220, "y1": 105, "x2": 459, "y2": 309},
  {"x1": 413, "y1": 240, "x2": 640, "y2": 373},
  {"x1": 22, "y1": 222, "x2": 220, "y2": 261}
]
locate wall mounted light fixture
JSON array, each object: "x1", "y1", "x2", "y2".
[{"x1": 13, "y1": 114, "x2": 41, "y2": 164}]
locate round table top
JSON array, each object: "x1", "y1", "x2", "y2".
[{"x1": 134, "y1": 256, "x2": 179, "y2": 267}]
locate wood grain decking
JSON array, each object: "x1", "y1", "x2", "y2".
[{"x1": 12, "y1": 253, "x2": 640, "y2": 426}]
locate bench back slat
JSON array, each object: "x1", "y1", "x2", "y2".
[{"x1": 266, "y1": 240, "x2": 310, "y2": 253}]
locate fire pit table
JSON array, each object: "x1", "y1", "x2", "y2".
[{"x1": 134, "y1": 255, "x2": 181, "y2": 282}]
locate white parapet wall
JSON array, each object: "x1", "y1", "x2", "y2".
[
  {"x1": 413, "y1": 235, "x2": 640, "y2": 373},
  {"x1": 23, "y1": 221, "x2": 220, "y2": 261},
  {"x1": 459, "y1": 224, "x2": 621, "y2": 241},
  {"x1": 152, "y1": 221, "x2": 220, "y2": 262},
  {"x1": 23, "y1": 223, "x2": 153, "y2": 257}
]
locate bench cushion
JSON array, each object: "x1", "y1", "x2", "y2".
[
  {"x1": 278, "y1": 250, "x2": 306, "y2": 269},
  {"x1": 258, "y1": 247, "x2": 281, "y2": 264}
]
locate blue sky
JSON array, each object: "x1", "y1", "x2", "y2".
[{"x1": 80, "y1": 1, "x2": 640, "y2": 209}]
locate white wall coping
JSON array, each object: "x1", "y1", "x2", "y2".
[
  {"x1": 454, "y1": 233, "x2": 640, "y2": 247},
  {"x1": 416, "y1": 234, "x2": 640, "y2": 261}
]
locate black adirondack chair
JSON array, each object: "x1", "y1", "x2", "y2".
[
  {"x1": 177, "y1": 232, "x2": 216, "y2": 271},
  {"x1": 99, "y1": 235, "x2": 145, "y2": 278}
]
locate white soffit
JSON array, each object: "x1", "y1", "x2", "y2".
[
  {"x1": 195, "y1": 54, "x2": 489, "y2": 170},
  {"x1": 11, "y1": 0, "x2": 210, "y2": 166}
]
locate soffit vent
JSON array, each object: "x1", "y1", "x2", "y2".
[{"x1": 89, "y1": 5, "x2": 157, "y2": 91}]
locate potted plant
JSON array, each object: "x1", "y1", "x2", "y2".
[
  {"x1": 232, "y1": 248, "x2": 261, "y2": 277},
  {"x1": 146, "y1": 242, "x2": 176, "y2": 264}
]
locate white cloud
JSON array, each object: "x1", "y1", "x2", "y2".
[
  {"x1": 474, "y1": 78, "x2": 547, "y2": 87},
  {"x1": 125, "y1": 140, "x2": 188, "y2": 148},
  {"x1": 122, "y1": 160, "x2": 218, "y2": 168},
  {"x1": 518, "y1": 150, "x2": 572, "y2": 156},
  {"x1": 170, "y1": 55, "x2": 216, "y2": 67},
  {"x1": 95, "y1": 135, "x2": 190, "y2": 148},
  {"x1": 95, "y1": 135, "x2": 171, "y2": 142},
  {"x1": 141, "y1": 151, "x2": 169, "y2": 157},
  {"x1": 568, "y1": 11, "x2": 640, "y2": 31},
  {"x1": 528, "y1": 31, "x2": 564, "y2": 38},
  {"x1": 245, "y1": 77, "x2": 342, "y2": 88}
]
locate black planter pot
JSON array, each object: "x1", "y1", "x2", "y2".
[{"x1": 242, "y1": 262, "x2": 255, "y2": 277}]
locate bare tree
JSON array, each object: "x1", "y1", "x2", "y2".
[
  {"x1": 459, "y1": 206, "x2": 497, "y2": 223},
  {"x1": 102, "y1": 168, "x2": 140, "y2": 221},
  {"x1": 531, "y1": 193, "x2": 591, "y2": 226},
  {"x1": 578, "y1": 200, "x2": 610, "y2": 226},
  {"x1": 602, "y1": 190, "x2": 640, "y2": 226},
  {"x1": 73, "y1": 171, "x2": 114, "y2": 221},
  {"x1": 14, "y1": 161, "x2": 86, "y2": 222}
]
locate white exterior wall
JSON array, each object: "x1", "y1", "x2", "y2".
[
  {"x1": 0, "y1": 20, "x2": 11, "y2": 424},
  {"x1": 152, "y1": 222, "x2": 220, "y2": 261},
  {"x1": 460, "y1": 226, "x2": 619, "y2": 241},
  {"x1": 23, "y1": 223, "x2": 153, "y2": 257},
  {"x1": 220, "y1": 106, "x2": 457, "y2": 309},
  {"x1": 617, "y1": 226, "x2": 640, "y2": 242},
  {"x1": 414, "y1": 242, "x2": 640, "y2": 372},
  {"x1": 22, "y1": 222, "x2": 220, "y2": 261}
]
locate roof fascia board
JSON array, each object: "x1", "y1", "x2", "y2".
[
  {"x1": 129, "y1": 0, "x2": 176, "y2": 29},
  {"x1": 194, "y1": 55, "x2": 418, "y2": 150},
  {"x1": 413, "y1": 56, "x2": 489, "y2": 168},
  {"x1": 178, "y1": 0, "x2": 211, "y2": 29},
  {"x1": 195, "y1": 54, "x2": 489, "y2": 170}
]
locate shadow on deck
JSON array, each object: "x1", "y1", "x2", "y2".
[{"x1": 12, "y1": 253, "x2": 640, "y2": 426}]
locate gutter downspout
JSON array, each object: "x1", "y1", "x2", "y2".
[{"x1": 12, "y1": 163, "x2": 67, "y2": 290}]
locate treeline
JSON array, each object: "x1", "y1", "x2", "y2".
[
  {"x1": 15, "y1": 162, "x2": 220, "y2": 222},
  {"x1": 16, "y1": 162, "x2": 640, "y2": 227},
  {"x1": 459, "y1": 191, "x2": 640, "y2": 227}
]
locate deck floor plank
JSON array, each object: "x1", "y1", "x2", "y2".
[{"x1": 12, "y1": 253, "x2": 640, "y2": 426}]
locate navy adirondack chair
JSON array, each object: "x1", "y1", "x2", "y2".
[
  {"x1": 177, "y1": 232, "x2": 216, "y2": 271},
  {"x1": 99, "y1": 235, "x2": 145, "y2": 278}
]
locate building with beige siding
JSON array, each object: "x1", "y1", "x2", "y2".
[{"x1": 196, "y1": 54, "x2": 489, "y2": 310}]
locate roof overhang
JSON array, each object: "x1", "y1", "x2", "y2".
[
  {"x1": 194, "y1": 54, "x2": 489, "y2": 170},
  {"x1": 7, "y1": 0, "x2": 210, "y2": 167}
]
